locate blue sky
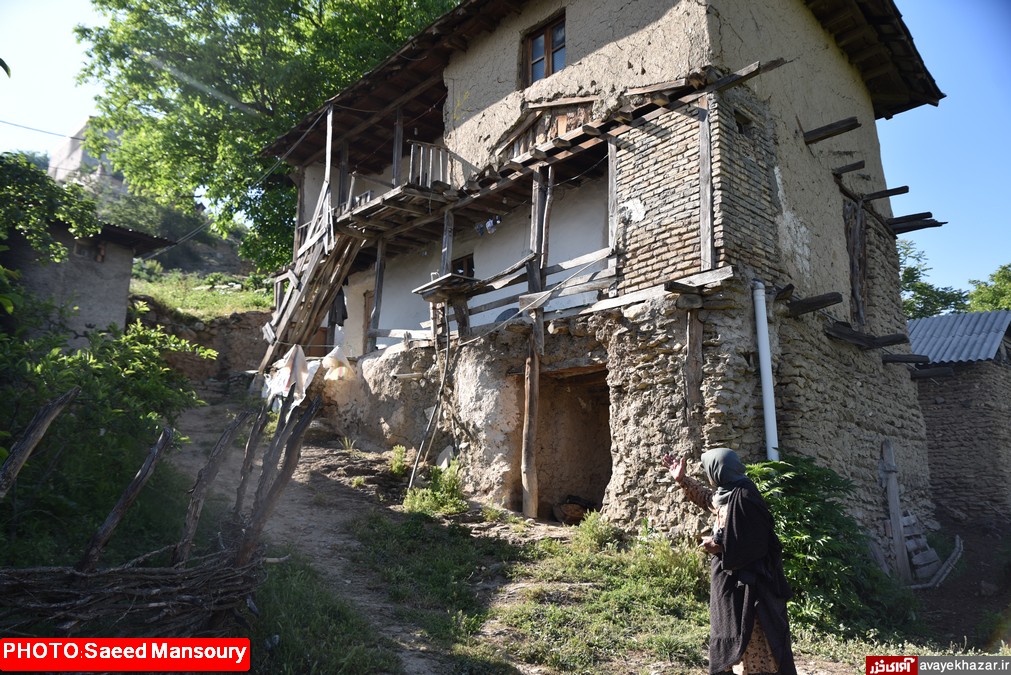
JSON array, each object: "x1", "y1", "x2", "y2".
[{"x1": 1, "y1": 0, "x2": 1008, "y2": 291}]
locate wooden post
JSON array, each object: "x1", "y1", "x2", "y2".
[
  {"x1": 527, "y1": 167, "x2": 547, "y2": 354},
  {"x1": 0, "y1": 387, "x2": 79, "y2": 500},
  {"x1": 521, "y1": 334, "x2": 540, "y2": 518},
  {"x1": 392, "y1": 107, "x2": 404, "y2": 187},
  {"x1": 77, "y1": 427, "x2": 173, "y2": 572},
  {"x1": 881, "y1": 440, "x2": 912, "y2": 583},
  {"x1": 173, "y1": 410, "x2": 252, "y2": 565},
  {"x1": 338, "y1": 141, "x2": 349, "y2": 212},
  {"x1": 607, "y1": 138, "x2": 618, "y2": 250},
  {"x1": 440, "y1": 210, "x2": 454, "y2": 276},
  {"x1": 698, "y1": 95, "x2": 714, "y2": 271},
  {"x1": 367, "y1": 238, "x2": 386, "y2": 353}
]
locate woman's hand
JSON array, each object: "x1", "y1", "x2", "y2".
[
  {"x1": 699, "y1": 536, "x2": 723, "y2": 555},
  {"x1": 661, "y1": 453, "x2": 686, "y2": 483}
]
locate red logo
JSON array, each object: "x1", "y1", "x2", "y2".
[{"x1": 866, "y1": 656, "x2": 918, "y2": 674}]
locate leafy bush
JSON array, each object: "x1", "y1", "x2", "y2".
[
  {"x1": 403, "y1": 462, "x2": 468, "y2": 516},
  {"x1": 746, "y1": 455, "x2": 916, "y2": 633},
  {"x1": 0, "y1": 315, "x2": 214, "y2": 566}
]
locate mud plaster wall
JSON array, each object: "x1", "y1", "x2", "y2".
[
  {"x1": 443, "y1": 0, "x2": 711, "y2": 171},
  {"x1": 318, "y1": 343, "x2": 440, "y2": 448},
  {"x1": 916, "y1": 361, "x2": 1011, "y2": 521},
  {"x1": 709, "y1": 0, "x2": 892, "y2": 306}
]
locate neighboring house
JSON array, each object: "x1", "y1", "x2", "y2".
[
  {"x1": 48, "y1": 119, "x2": 127, "y2": 195},
  {"x1": 4, "y1": 223, "x2": 172, "y2": 347},
  {"x1": 908, "y1": 310, "x2": 1011, "y2": 521},
  {"x1": 258, "y1": 0, "x2": 945, "y2": 572}
]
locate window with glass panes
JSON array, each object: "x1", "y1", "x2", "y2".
[{"x1": 526, "y1": 16, "x2": 565, "y2": 85}]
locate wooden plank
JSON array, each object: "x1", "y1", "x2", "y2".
[
  {"x1": 664, "y1": 265, "x2": 735, "y2": 290},
  {"x1": 891, "y1": 220, "x2": 946, "y2": 236},
  {"x1": 872, "y1": 333, "x2": 910, "y2": 348},
  {"x1": 368, "y1": 328, "x2": 432, "y2": 340},
  {"x1": 468, "y1": 292, "x2": 523, "y2": 317},
  {"x1": 882, "y1": 353, "x2": 930, "y2": 363},
  {"x1": 527, "y1": 95, "x2": 598, "y2": 109},
  {"x1": 911, "y1": 367, "x2": 954, "y2": 379},
  {"x1": 881, "y1": 440, "x2": 912, "y2": 583},
  {"x1": 608, "y1": 139, "x2": 618, "y2": 254},
  {"x1": 824, "y1": 322, "x2": 907, "y2": 350},
  {"x1": 887, "y1": 212, "x2": 932, "y2": 225},
  {"x1": 543, "y1": 247, "x2": 613, "y2": 277},
  {"x1": 803, "y1": 117, "x2": 861, "y2": 145},
  {"x1": 529, "y1": 168, "x2": 547, "y2": 355},
  {"x1": 832, "y1": 160, "x2": 865, "y2": 176},
  {"x1": 787, "y1": 291, "x2": 843, "y2": 317},
  {"x1": 451, "y1": 297, "x2": 471, "y2": 337},
  {"x1": 862, "y1": 186, "x2": 908, "y2": 201},
  {"x1": 392, "y1": 106, "x2": 403, "y2": 187},
  {"x1": 625, "y1": 78, "x2": 689, "y2": 96},
  {"x1": 698, "y1": 95, "x2": 714, "y2": 271},
  {"x1": 519, "y1": 270, "x2": 616, "y2": 308},
  {"x1": 581, "y1": 283, "x2": 668, "y2": 314}
]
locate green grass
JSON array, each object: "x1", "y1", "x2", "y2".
[
  {"x1": 246, "y1": 551, "x2": 403, "y2": 674},
  {"x1": 131, "y1": 270, "x2": 272, "y2": 322}
]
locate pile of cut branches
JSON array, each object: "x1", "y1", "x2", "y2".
[{"x1": 0, "y1": 388, "x2": 320, "y2": 637}]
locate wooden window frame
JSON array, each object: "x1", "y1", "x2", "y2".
[{"x1": 524, "y1": 14, "x2": 565, "y2": 86}]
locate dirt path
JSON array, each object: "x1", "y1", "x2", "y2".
[{"x1": 172, "y1": 398, "x2": 453, "y2": 674}]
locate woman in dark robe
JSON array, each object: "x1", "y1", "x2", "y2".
[{"x1": 663, "y1": 448, "x2": 797, "y2": 675}]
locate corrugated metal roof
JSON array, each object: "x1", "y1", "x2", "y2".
[{"x1": 907, "y1": 310, "x2": 1011, "y2": 364}]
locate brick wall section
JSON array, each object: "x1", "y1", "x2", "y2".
[
  {"x1": 613, "y1": 107, "x2": 702, "y2": 294},
  {"x1": 710, "y1": 88, "x2": 783, "y2": 283},
  {"x1": 916, "y1": 360, "x2": 1011, "y2": 520}
]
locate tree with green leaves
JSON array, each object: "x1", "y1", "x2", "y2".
[
  {"x1": 897, "y1": 239, "x2": 968, "y2": 319},
  {"x1": 76, "y1": 0, "x2": 455, "y2": 272},
  {"x1": 968, "y1": 264, "x2": 1011, "y2": 312}
]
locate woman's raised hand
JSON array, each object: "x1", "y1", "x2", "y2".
[{"x1": 661, "y1": 453, "x2": 686, "y2": 483}]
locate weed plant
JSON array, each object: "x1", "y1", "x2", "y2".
[
  {"x1": 746, "y1": 455, "x2": 917, "y2": 635},
  {"x1": 403, "y1": 462, "x2": 468, "y2": 516},
  {"x1": 389, "y1": 444, "x2": 408, "y2": 478}
]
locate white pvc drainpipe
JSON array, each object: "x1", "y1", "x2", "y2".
[{"x1": 752, "y1": 280, "x2": 780, "y2": 461}]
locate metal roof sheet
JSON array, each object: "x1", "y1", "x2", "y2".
[{"x1": 907, "y1": 310, "x2": 1011, "y2": 364}]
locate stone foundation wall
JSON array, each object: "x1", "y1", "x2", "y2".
[{"x1": 917, "y1": 360, "x2": 1011, "y2": 521}]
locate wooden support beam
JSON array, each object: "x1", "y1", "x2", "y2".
[
  {"x1": 881, "y1": 440, "x2": 912, "y2": 583},
  {"x1": 832, "y1": 160, "x2": 865, "y2": 176},
  {"x1": 911, "y1": 367, "x2": 954, "y2": 379},
  {"x1": 787, "y1": 291, "x2": 843, "y2": 317},
  {"x1": 882, "y1": 354, "x2": 930, "y2": 364},
  {"x1": 663, "y1": 265, "x2": 735, "y2": 291},
  {"x1": 803, "y1": 117, "x2": 861, "y2": 145},
  {"x1": 888, "y1": 212, "x2": 932, "y2": 225},
  {"x1": 698, "y1": 95, "x2": 714, "y2": 271},
  {"x1": 393, "y1": 107, "x2": 404, "y2": 187},
  {"x1": 664, "y1": 280, "x2": 700, "y2": 294},
  {"x1": 367, "y1": 238, "x2": 386, "y2": 353},
  {"x1": 825, "y1": 321, "x2": 909, "y2": 350},
  {"x1": 862, "y1": 186, "x2": 909, "y2": 201},
  {"x1": 890, "y1": 220, "x2": 946, "y2": 236},
  {"x1": 440, "y1": 210, "x2": 454, "y2": 276},
  {"x1": 521, "y1": 335, "x2": 539, "y2": 519}
]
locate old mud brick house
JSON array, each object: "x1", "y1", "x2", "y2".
[
  {"x1": 908, "y1": 310, "x2": 1011, "y2": 522},
  {"x1": 256, "y1": 0, "x2": 945, "y2": 567}
]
